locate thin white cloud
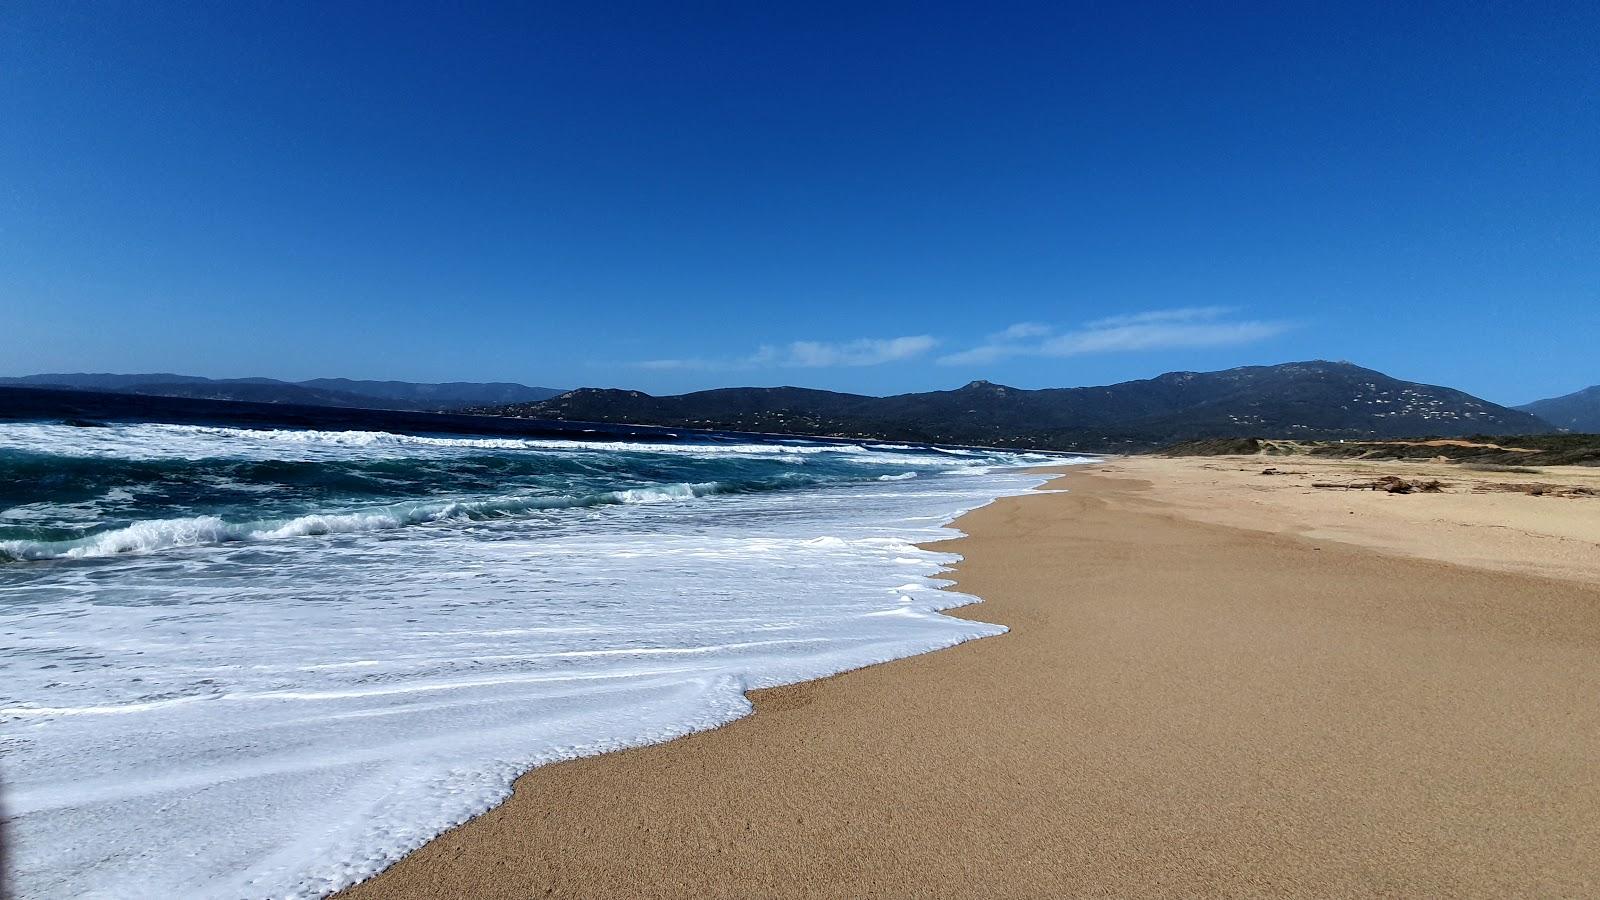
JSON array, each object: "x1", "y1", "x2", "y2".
[
  {"x1": 778, "y1": 335, "x2": 938, "y2": 367},
  {"x1": 1041, "y1": 319, "x2": 1290, "y2": 354},
  {"x1": 939, "y1": 307, "x2": 1292, "y2": 365},
  {"x1": 637, "y1": 335, "x2": 938, "y2": 371},
  {"x1": 634, "y1": 357, "x2": 712, "y2": 371},
  {"x1": 1081, "y1": 306, "x2": 1238, "y2": 329},
  {"x1": 993, "y1": 321, "x2": 1053, "y2": 340}
]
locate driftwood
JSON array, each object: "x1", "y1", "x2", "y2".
[
  {"x1": 1311, "y1": 477, "x2": 1595, "y2": 498},
  {"x1": 1312, "y1": 476, "x2": 1445, "y2": 494},
  {"x1": 1473, "y1": 482, "x2": 1598, "y2": 498}
]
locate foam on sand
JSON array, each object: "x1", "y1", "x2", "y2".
[{"x1": 0, "y1": 422, "x2": 1084, "y2": 898}]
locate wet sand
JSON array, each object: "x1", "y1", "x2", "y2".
[{"x1": 342, "y1": 458, "x2": 1600, "y2": 898}]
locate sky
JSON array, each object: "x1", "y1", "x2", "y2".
[{"x1": 2, "y1": 2, "x2": 1596, "y2": 405}]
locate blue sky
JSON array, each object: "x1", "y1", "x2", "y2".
[{"x1": 3, "y1": 2, "x2": 1596, "y2": 405}]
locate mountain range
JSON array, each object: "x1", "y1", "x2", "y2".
[
  {"x1": 0, "y1": 374, "x2": 562, "y2": 412},
  {"x1": 5, "y1": 363, "x2": 1588, "y2": 452},
  {"x1": 479, "y1": 361, "x2": 1558, "y2": 450},
  {"x1": 1518, "y1": 385, "x2": 1600, "y2": 433}
]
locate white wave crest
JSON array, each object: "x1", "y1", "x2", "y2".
[
  {"x1": 0, "y1": 422, "x2": 937, "y2": 462},
  {"x1": 0, "y1": 482, "x2": 728, "y2": 561}
]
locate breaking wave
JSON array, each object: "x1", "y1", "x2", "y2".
[
  {"x1": 0, "y1": 422, "x2": 919, "y2": 462},
  {"x1": 0, "y1": 481, "x2": 730, "y2": 561}
]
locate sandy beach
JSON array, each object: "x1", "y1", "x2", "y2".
[{"x1": 342, "y1": 455, "x2": 1600, "y2": 898}]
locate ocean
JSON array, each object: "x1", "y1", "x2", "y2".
[{"x1": 0, "y1": 411, "x2": 1076, "y2": 897}]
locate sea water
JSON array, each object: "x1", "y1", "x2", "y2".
[{"x1": 0, "y1": 421, "x2": 1078, "y2": 898}]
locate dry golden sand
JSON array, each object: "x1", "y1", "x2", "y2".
[
  {"x1": 1122, "y1": 455, "x2": 1600, "y2": 587},
  {"x1": 342, "y1": 458, "x2": 1600, "y2": 899}
]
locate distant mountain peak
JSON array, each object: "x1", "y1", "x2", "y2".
[
  {"x1": 1518, "y1": 384, "x2": 1600, "y2": 432},
  {"x1": 558, "y1": 387, "x2": 649, "y2": 399},
  {"x1": 958, "y1": 379, "x2": 1015, "y2": 393}
]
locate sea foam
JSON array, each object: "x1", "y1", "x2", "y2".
[
  {"x1": 0, "y1": 423, "x2": 1082, "y2": 898},
  {"x1": 0, "y1": 481, "x2": 729, "y2": 560}
]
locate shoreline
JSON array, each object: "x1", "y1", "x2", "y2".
[{"x1": 343, "y1": 458, "x2": 1600, "y2": 898}]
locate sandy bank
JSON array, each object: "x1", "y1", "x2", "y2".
[{"x1": 343, "y1": 458, "x2": 1600, "y2": 898}]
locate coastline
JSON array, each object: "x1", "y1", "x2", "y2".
[
  {"x1": 342, "y1": 457, "x2": 1600, "y2": 898},
  {"x1": 2, "y1": 439, "x2": 1051, "y2": 898}
]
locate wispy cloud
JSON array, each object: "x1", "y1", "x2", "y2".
[
  {"x1": 637, "y1": 335, "x2": 938, "y2": 371},
  {"x1": 939, "y1": 307, "x2": 1292, "y2": 365},
  {"x1": 1081, "y1": 306, "x2": 1239, "y2": 329},
  {"x1": 635, "y1": 310, "x2": 1288, "y2": 372}
]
